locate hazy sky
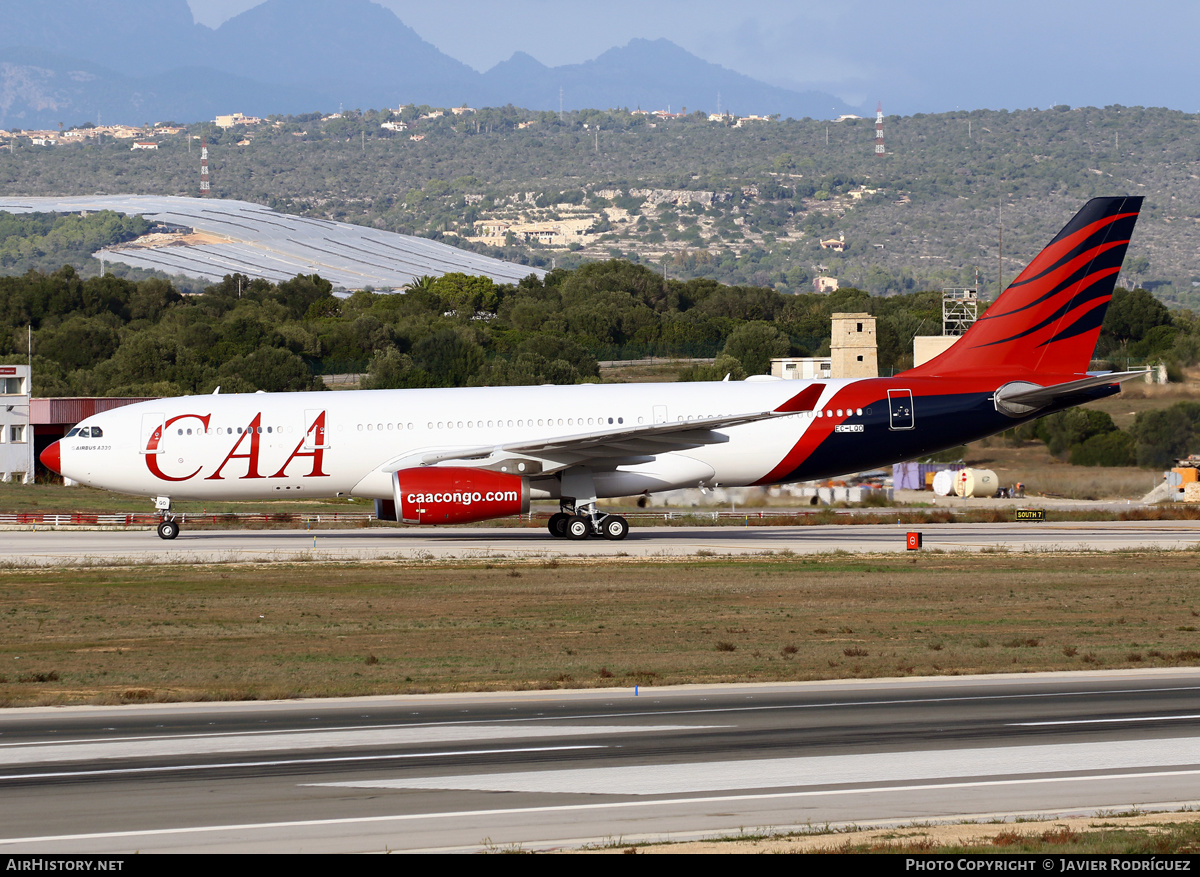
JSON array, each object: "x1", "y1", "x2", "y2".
[{"x1": 185, "y1": 1, "x2": 1199, "y2": 115}]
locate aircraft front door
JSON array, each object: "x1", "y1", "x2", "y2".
[
  {"x1": 887, "y1": 390, "x2": 914, "y2": 430},
  {"x1": 140, "y1": 413, "x2": 166, "y2": 454}
]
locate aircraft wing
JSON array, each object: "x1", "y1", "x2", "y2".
[{"x1": 388, "y1": 383, "x2": 825, "y2": 472}]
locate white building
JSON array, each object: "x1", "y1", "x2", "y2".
[
  {"x1": 0, "y1": 366, "x2": 33, "y2": 483},
  {"x1": 771, "y1": 357, "x2": 832, "y2": 380}
]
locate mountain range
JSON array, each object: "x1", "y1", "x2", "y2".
[{"x1": 0, "y1": 0, "x2": 859, "y2": 128}]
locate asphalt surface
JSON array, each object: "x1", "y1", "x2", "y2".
[
  {"x1": 1, "y1": 670, "x2": 1199, "y2": 852},
  {"x1": 0, "y1": 520, "x2": 1197, "y2": 566}
]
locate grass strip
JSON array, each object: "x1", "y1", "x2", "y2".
[{"x1": 2, "y1": 551, "x2": 1199, "y2": 706}]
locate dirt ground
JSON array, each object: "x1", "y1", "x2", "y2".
[{"x1": 584, "y1": 810, "x2": 1200, "y2": 853}]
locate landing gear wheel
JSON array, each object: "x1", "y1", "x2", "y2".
[
  {"x1": 601, "y1": 515, "x2": 629, "y2": 541},
  {"x1": 565, "y1": 514, "x2": 590, "y2": 540},
  {"x1": 156, "y1": 519, "x2": 179, "y2": 540},
  {"x1": 548, "y1": 512, "x2": 569, "y2": 538}
]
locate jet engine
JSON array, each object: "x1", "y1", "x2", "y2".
[{"x1": 391, "y1": 467, "x2": 530, "y2": 525}]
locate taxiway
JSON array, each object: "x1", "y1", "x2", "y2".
[{"x1": 0, "y1": 520, "x2": 1195, "y2": 566}]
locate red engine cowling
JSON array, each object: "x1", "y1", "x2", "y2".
[{"x1": 392, "y1": 467, "x2": 530, "y2": 525}]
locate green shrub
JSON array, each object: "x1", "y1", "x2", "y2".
[{"x1": 1070, "y1": 430, "x2": 1136, "y2": 467}]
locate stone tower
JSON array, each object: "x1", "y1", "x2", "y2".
[{"x1": 831, "y1": 313, "x2": 878, "y2": 378}]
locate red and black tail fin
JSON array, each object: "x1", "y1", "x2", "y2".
[{"x1": 905, "y1": 196, "x2": 1143, "y2": 378}]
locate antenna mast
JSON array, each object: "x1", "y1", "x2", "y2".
[
  {"x1": 875, "y1": 101, "x2": 884, "y2": 157},
  {"x1": 200, "y1": 136, "x2": 210, "y2": 196}
]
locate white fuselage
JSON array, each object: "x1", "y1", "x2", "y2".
[{"x1": 58, "y1": 379, "x2": 856, "y2": 502}]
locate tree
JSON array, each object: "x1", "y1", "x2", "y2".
[
  {"x1": 217, "y1": 347, "x2": 322, "y2": 393},
  {"x1": 1070, "y1": 430, "x2": 1136, "y2": 467},
  {"x1": 678, "y1": 352, "x2": 747, "y2": 382},
  {"x1": 36, "y1": 315, "x2": 120, "y2": 370},
  {"x1": 409, "y1": 328, "x2": 484, "y2": 386},
  {"x1": 272, "y1": 274, "x2": 335, "y2": 320},
  {"x1": 361, "y1": 348, "x2": 423, "y2": 390},
  {"x1": 1131, "y1": 402, "x2": 1200, "y2": 469},
  {"x1": 722, "y1": 321, "x2": 789, "y2": 375},
  {"x1": 1102, "y1": 287, "x2": 1171, "y2": 346},
  {"x1": 1034, "y1": 409, "x2": 1120, "y2": 458},
  {"x1": 429, "y1": 272, "x2": 499, "y2": 314}
]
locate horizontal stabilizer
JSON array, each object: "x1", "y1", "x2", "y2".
[{"x1": 994, "y1": 370, "x2": 1147, "y2": 417}]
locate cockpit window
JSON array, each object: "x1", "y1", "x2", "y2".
[
  {"x1": 91, "y1": 426, "x2": 103, "y2": 438},
  {"x1": 77, "y1": 427, "x2": 90, "y2": 438},
  {"x1": 66, "y1": 428, "x2": 80, "y2": 437}
]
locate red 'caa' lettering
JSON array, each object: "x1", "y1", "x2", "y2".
[
  {"x1": 145, "y1": 411, "x2": 331, "y2": 483},
  {"x1": 270, "y1": 411, "x2": 329, "y2": 478},
  {"x1": 393, "y1": 467, "x2": 529, "y2": 524},
  {"x1": 207, "y1": 413, "x2": 265, "y2": 480},
  {"x1": 145, "y1": 414, "x2": 212, "y2": 481}
]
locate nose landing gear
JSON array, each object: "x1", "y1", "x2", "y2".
[{"x1": 154, "y1": 496, "x2": 180, "y2": 540}]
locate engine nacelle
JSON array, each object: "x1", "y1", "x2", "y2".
[{"x1": 392, "y1": 467, "x2": 530, "y2": 525}]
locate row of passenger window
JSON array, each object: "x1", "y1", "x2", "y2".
[
  {"x1": 72, "y1": 408, "x2": 873, "y2": 443},
  {"x1": 811, "y1": 408, "x2": 868, "y2": 417},
  {"x1": 356, "y1": 416, "x2": 627, "y2": 432},
  {"x1": 174, "y1": 426, "x2": 291, "y2": 436}
]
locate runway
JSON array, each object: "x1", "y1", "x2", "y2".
[
  {"x1": 1, "y1": 670, "x2": 1199, "y2": 852},
  {"x1": 0, "y1": 519, "x2": 1197, "y2": 565}
]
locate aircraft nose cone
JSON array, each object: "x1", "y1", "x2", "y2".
[{"x1": 40, "y1": 441, "x2": 61, "y2": 475}]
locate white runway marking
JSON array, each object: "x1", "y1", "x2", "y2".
[
  {"x1": 0, "y1": 746, "x2": 604, "y2": 781},
  {"x1": 0, "y1": 724, "x2": 711, "y2": 767},
  {"x1": 314, "y1": 736, "x2": 1200, "y2": 796},
  {"x1": 1012, "y1": 714, "x2": 1200, "y2": 727},
  {"x1": 7, "y1": 774, "x2": 1200, "y2": 848}
]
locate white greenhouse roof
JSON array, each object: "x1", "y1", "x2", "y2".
[{"x1": 0, "y1": 195, "x2": 544, "y2": 291}]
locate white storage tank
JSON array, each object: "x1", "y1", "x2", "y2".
[
  {"x1": 953, "y1": 468, "x2": 999, "y2": 498},
  {"x1": 932, "y1": 469, "x2": 958, "y2": 497}
]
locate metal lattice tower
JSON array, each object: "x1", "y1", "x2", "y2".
[
  {"x1": 875, "y1": 101, "x2": 884, "y2": 157},
  {"x1": 942, "y1": 288, "x2": 978, "y2": 336},
  {"x1": 200, "y1": 137, "x2": 210, "y2": 196}
]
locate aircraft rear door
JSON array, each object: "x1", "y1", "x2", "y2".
[
  {"x1": 303, "y1": 409, "x2": 329, "y2": 451},
  {"x1": 887, "y1": 390, "x2": 914, "y2": 430}
]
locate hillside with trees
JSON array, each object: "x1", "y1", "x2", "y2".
[
  {"x1": 0, "y1": 211, "x2": 150, "y2": 275},
  {"x1": 2, "y1": 104, "x2": 1198, "y2": 307}
]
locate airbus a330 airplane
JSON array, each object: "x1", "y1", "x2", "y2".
[{"x1": 41, "y1": 197, "x2": 1145, "y2": 541}]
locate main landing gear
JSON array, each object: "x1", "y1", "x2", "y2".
[
  {"x1": 547, "y1": 506, "x2": 629, "y2": 541},
  {"x1": 154, "y1": 496, "x2": 180, "y2": 540},
  {"x1": 544, "y1": 467, "x2": 628, "y2": 541}
]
